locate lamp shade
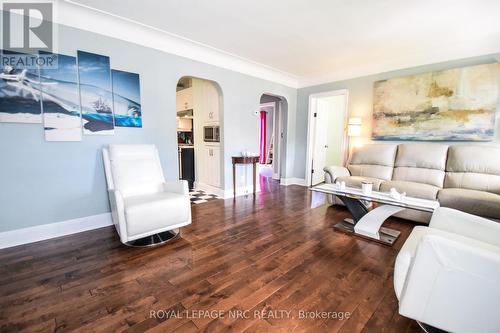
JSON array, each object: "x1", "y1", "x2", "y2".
[{"x1": 347, "y1": 117, "x2": 362, "y2": 136}]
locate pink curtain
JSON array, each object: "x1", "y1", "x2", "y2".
[{"x1": 259, "y1": 111, "x2": 267, "y2": 164}]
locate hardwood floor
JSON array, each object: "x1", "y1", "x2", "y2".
[{"x1": 0, "y1": 180, "x2": 421, "y2": 333}]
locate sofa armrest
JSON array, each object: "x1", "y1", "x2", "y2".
[
  {"x1": 163, "y1": 180, "x2": 189, "y2": 196},
  {"x1": 323, "y1": 166, "x2": 350, "y2": 184},
  {"x1": 399, "y1": 234, "x2": 500, "y2": 333},
  {"x1": 430, "y1": 207, "x2": 500, "y2": 248}
]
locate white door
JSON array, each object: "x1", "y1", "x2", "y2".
[
  {"x1": 206, "y1": 83, "x2": 219, "y2": 122},
  {"x1": 311, "y1": 99, "x2": 329, "y2": 186},
  {"x1": 205, "y1": 147, "x2": 213, "y2": 185},
  {"x1": 205, "y1": 146, "x2": 221, "y2": 187},
  {"x1": 203, "y1": 82, "x2": 219, "y2": 123},
  {"x1": 176, "y1": 87, "x2": 193, "y2": 112},
  {"x1": 211, "y1": 147, "x2": 221, "y2": 187}
]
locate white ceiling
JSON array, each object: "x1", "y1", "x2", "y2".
[{"x1": 65, "y1": 0, "x2": 500, "y2": 87}]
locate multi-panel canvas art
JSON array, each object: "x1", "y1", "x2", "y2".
[
  {"x1": 1, "y1": 49, "x2": 143, "y2": 140},
  {"x1": 40, "y1": 52, "x2": 82, "y2": 141},
  {"x1": 111, "y1": 69, "x2": 142, "y2": 127},
  {"x1": 77, "y1": 51, "x2": 114, "y2": 135},
  {"x1": 373, "y1": 63, "x2": 500, "y2": 141},
  {"x1": 0, "y1": 50, "x2": 42, "y2": 123}
]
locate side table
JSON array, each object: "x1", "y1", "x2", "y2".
[{"x1": 232, "y1": 156, "x2": 260, "y2": 198}]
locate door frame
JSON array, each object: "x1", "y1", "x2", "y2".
[
  {"x1": 273, "y1": 100, "x2": 282, "y2": 180},
  {"x1": 259, "y1": 101, "x2": 281, "y2": 180},
  {"x1": 305, "y1": 89, "x2": 349, "y2": 187}
]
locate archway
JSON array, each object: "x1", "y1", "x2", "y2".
[
  {"x1": 175, "y1": 76, "x2": 224, "y2": 200},
  {"x1": 258, "y1": 93, "x2": 288, "y2": 186}
]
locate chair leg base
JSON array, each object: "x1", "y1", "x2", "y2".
[
  {"x1": 124, "y1": 229, "x2": 181, "y2": 247},
  {"x1": 417, "y1": 321, "x2": 447, "y2": 333}
]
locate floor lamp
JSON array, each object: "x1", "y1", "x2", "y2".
[{"x1": 346, "y1": 117, "x2": 362, "y2": 165}]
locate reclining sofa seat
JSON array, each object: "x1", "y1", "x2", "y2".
[
  {"x1": 324, "y1": 144, "x2": 396, "y2": 206},
  {"x1": 324, "y1": 143, "x2": 500, "y2": 223},
  {"x1": 439, "y1": 145, "x2": 500, "y2": 220},
  {"x1": 381, "y1": 144, "x2": 449, "y2": 223}
]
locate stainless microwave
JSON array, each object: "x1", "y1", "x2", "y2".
[{"x1": 203, "y1": 125, "x2": 220, "y2": 142}]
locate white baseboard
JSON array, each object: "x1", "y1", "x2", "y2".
[
  {"x1": 0, "y1": 213, "x2": 112, "y2": 249},
  {"x1": 195, "y1": 181, "x2": 263, "y2": 199},
  {"x1": 280, "y1": 178, "x2": 307, "y2": 186},
  {"x1": 194, "y1": 182, "x2": 226, "y2": 198},
  {"x1": 222, "y1": 184, "x2": 262, "y2": 199}
]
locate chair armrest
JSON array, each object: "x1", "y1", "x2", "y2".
[
  {"x1": 399, "y1": 234, "x2": 500, "y2": 333},
  {"x1": 430, "y1": 207, "x2": 500, "y2": 248},
  {"x1": 323, "y1": 166, "x2": 350, "y2": 183},
  {"x1": 108, "y1": 189, "x2": 124, "y2": 214},
  {"x1": 108, "y1": 189, "x2": 127, "y2": 242},
  {"x1": 163, "y1": 180, "x2": 189, "y2": 196}
]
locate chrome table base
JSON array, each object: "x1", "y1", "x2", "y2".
[{"x1": 333, "y1": 218, "x2": 401, "y2": 246}]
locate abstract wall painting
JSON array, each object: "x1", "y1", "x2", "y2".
[
  {"x1": 111, "y1": 69, "x2": 142, "y2": 128},
  {"x1": 372, "y1": 63, "x2": 500, "y2": 141},
  {"x1": 39, "y1": 52, "x2": 82, "y2": 141},
  {"x1": 0, "y1": 50, "x2": 42, "y2": 123},
  {"x1": 77, "y1": 51, "x2": 114, "y2": 135}
]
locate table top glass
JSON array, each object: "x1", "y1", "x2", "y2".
[{"x1": 310, "y1": 183, "x2": 440, "y2": 213}]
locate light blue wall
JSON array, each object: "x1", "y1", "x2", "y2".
[
  {"x1": 295, "y1": 54, "x2": 500, "y2": 179},
  {"x1": 2, "y1": 19, "x2": 498, "y2": 233},
  {"x1": 0, "y1": 22, "x2": 297, "y2": 232}
]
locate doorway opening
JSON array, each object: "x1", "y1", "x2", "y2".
[
  {"x1": 258, "y1": 93, "x2": 287, "y2": 189},
  {"x1": 305, "y1": 89, "x2": 349, "y2": 187},
  {"x1": 176, "y1": 76, "x2": 224, "y2": 201}
]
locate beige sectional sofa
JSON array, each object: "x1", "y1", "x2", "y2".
[{"x1": 324, "y1": 144, "x2": 500, "y2": 223}]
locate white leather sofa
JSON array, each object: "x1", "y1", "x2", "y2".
[
  {"x1": 102, "y1": 144, "x2": 192, "y2": 246},
  {"x1": 395, "y1": 207, "x2": 500, "y2": 333},
  {"x1": 324, "y1": 144, "x2": 500, "y2": 223}
]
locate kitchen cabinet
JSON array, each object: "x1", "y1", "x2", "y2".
[
  {"x1": 203, "y1": 82, "x2": 220, "y2": 123},
  {"x1": 205, "y1": 146, "x2": 221, "y2": 187},
  {"x1": 176, "y1": 117, "x2": 192, "y2": 131},
  {"x1": 176, "y1": 87, "x2": 193, "y2": 112}
]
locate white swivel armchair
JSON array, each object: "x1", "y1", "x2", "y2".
[
  {"x1": 395, "y1": 207, "x2": 500, "y2": 333},
  {"x1": 102, "y1": 144, "x2": 191, "y2": 247}
]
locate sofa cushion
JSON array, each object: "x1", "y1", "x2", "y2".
[
  {"x1": 392, "y1": 144, "x2": 448, "y2": 187},
  {"x1": 380, "y1": 180, "x2": 440, "y2": 200},
  {"x1": 444, "y1": 145, "x2": 500, "y2": 195},
  {"x1": 395, "y1": 144, "x2": 449, "y2": 170},
  {"x1": 446, "y1": 145, "x2": 500, "y2": 175},
  {"x1": 124, "y1": 192, "x2": 190, "y2": 237},
  {"x1": 348, "y1": 144, "x2": 397, "y2": 180},
  {"x1": 438, "y1": 188, "x2": 500, "y2": 220},
  {"x1": 336, "y1": 176, "x2": 384, "y2": 191},
  {"x1": 348, "y1": 164, "x2": 395, "y2": 182},
  {"x1": 444, "y1": 173, "x2": 500, "y2": 195}
]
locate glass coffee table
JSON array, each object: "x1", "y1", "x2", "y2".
[{"x1": 310, "y1": 184, "x2": 440, "y2": 246}]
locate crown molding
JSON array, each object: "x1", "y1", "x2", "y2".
[
  {"x1": 56, "y1": 1, "x2": 500, "y2": 90},
  {"x1": 297, "y1": 37, "x2": 500, "y2": 88},
  {"x1": 56, "y1": 0, "x2": 299, "y2": 88}
]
